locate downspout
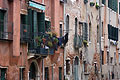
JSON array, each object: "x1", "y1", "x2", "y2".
[
  {"x1": 63, "y1": 1, "x2": 66, "y2": 79},
  {"x1": 99, "y1": 0, "x2": 102, "y2": 79}
]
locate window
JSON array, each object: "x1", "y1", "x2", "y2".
[
  {"x1": 108, "y1": 24, "x2": 118, "y2": 41},
  {"x1": 110, "y1": 57, "x2": 113, "y2": 64},
  {"x1": 97, "y1": 25, "x2": 99, "y2": 43},
  {"x1": 102, "y1": 22, "x2": 103, "y2": 37},
  {"x1": 66, "y1": 60, "x2": 70, "y2": 75},
  {"x1": 102, "y1": 51, "x2": 104, "y2": 65},
  {"x1": 45, "y1": 67, "x2": 49, "y2": 80},
  {"x1": 89, "y1": 22, "x2": 91, "y2": 41},
  {"x1": 119, "y1": 53, "x2": 120, "y2": 64},
  {"x1": 20, "y1": 14, "x2": 29, "y2": 40},
  {"x1": 107, "y1": 52, "x2": 109, "y2": 64},
  {"x1": 75, "y1": 18, "x2": 77, "y2": 35},
  {"x1": 102, "y1": 0, "x2": 106, "y2": 5},
  {"x1": 66, "y1": 15, "x2": 69, "y2": 33},
  {"x1": 108, "y1": 0, "x2": 118, "y2": 12},
  {"x1": 20, "y1": 68, "x2": 25, "y2": 80},
  {"x1": 0, "y1": 68, "x2": 7, "y2": 80},
  {"x1": 119, "y1": 2, "x2": 120, "y2": 14},
  {"x1": 60, "y1": 24, "x2": 62, "y2": 37},
  {"x1": 0, "y1": 10, "x2": 5, "y2": 38},
  {"x1": 79, "y1": 22, "x2": 82, "y2": 36},
  {"x1": 59, "y1": 67, "x2": 62, "y2": 80},
  {"x1": 82, "y1": 23, "x2": 88, "y2": 41},
  {"x1": 114, "y1": 52, "x2": 116, "y2": 64},
  {"x1": 83, "y1": 61, "x2": 87, "y2": 72}
]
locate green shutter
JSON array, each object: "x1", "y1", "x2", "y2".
[
  {"x1": 1, "y1": 69, "x2": 6, "y2": 80},
  {"x1": 38, "y1": 12, "x2": 45, "y2": 33},
  {"x1": 0, "y1": 10, "x2": 5, "y2": 38}
]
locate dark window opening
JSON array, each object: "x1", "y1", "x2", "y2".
[
  {"x1": 108, "y1": 0, "x2": 118, "y2": 12},
  {"x1": 83, "y1": 61, "x2": 87, "y2": 72},
  {"x1": 110, "y1": 57, "x2": 113, "y2": 64},
  {"x1": 0, "y1": 68, "x2": 7, "y2": 80},
  {"x1": 107, "y1": 52, "x2": 109, "y2": 64},
  {"x1": 59, "y1": 67, "x2": 62, "y2": 80},
  {"x1": 66, "y1": 15, "x2": 69, "y2": 34},
  {"x1": 0, "y1": 10, "x2": 6, "y2": 38},
  {"x1": 60, "y1": 24, "x2": 62, "y2": 37},
  {"x1": 75, "y1": 18, "x2": 77, "y2": 35},
  {"x1": 102, "y1": 51, "x2": 104, "y2": 65},
  {"x1": 102, "y1": 0, "x2": 106, "y2": 5},
  {"x1": 45, "y1": 67, "x2": 49, "y2": 80},
  {"x1": 89, "y1": 22, "x2": 91, "y2": 41},
  {"x1": 108, "y1": 24, "x2": 118, "y2": 41},
  {"x1": 20, "y1": 68, "x2": 25, "y2": 80},
  {"x1": 66, "y1": 60, "x2": 70, "y2": 75},
  {"x1": 97, "y1": 25, "x2": 99, "y2": 43}
]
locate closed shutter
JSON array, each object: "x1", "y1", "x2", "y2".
[
  {"x1": 0, "y1": 10, "x2": 5, "y2": 38},
  {"x1": 1, "y1": 69, "x2": 6, "y2": 80},
  {"x1": 28, "y1": 9, "x2": 33, "y2": 36},
  {"x1": 37, "y1": 12, "x2": 45, "y2": 33}
]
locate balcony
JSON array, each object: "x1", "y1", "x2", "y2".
[
  {"x1": 20, "y1": 24, "x2": 30, "y2": 43},
  {"x1": 28, "y1": 32, "x2": 58, "y2": 56},
  {"x1": 0, "y1": 21, "x2": 13, "y2": 41}
]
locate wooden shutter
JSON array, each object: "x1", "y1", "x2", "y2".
[
  {"x1": 1, "y1": 69, "x2": 6, "y2": 80},
  {"x1": 37, "y1": 12, "x2": 45, "y2": 33}
]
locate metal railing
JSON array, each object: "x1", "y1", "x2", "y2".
[{"x1": 0, "y1": 21, "x2": 13, "y2": 40}]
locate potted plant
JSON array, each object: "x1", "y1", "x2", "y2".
[{"x1": 95, "y1": 2, "x2": 100, "y2": 9}]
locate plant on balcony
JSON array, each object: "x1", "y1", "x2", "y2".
[
  {"x1": 95, "y1": 2, "x2": 100, "y2": 9},
  {"x1": 35, "y1": 31, "x2": 58, "y2": 52},
  {"x1": 83, "y1": 40, "x2": 88, "y2": 47},
  {"x1": 90, "y1": 2, "x2": 95, "y2": 7}
]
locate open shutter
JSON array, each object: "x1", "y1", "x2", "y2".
[{"x1": 37, "y1": 12, "x2": 45, "y2": 33}]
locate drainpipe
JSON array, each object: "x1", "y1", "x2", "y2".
[
  {"x1": 99, "y1": 0, "x2": 102, "y2": 79},
  {"x1": 63, "y1": 1, "x2": 66, "y2": 79}
]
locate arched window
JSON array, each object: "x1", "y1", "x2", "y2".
[
  {"x1": 75, "y1": 18, "x2": 77, "y2": 35},
  {"x1": 66, "y1": 15, "x2": 69, "y2": 33}
]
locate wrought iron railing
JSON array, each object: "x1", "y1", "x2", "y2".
[{"x1": 0, "y1": 21, "x2": 13, "y2": 40}]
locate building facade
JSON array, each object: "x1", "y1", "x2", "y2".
[
  {"x1": 0, "y1": 0, "x2": 64, "y2": 80},
  {"x1": 64, "y1": 0, "x2": 120, "y2": 80}
]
